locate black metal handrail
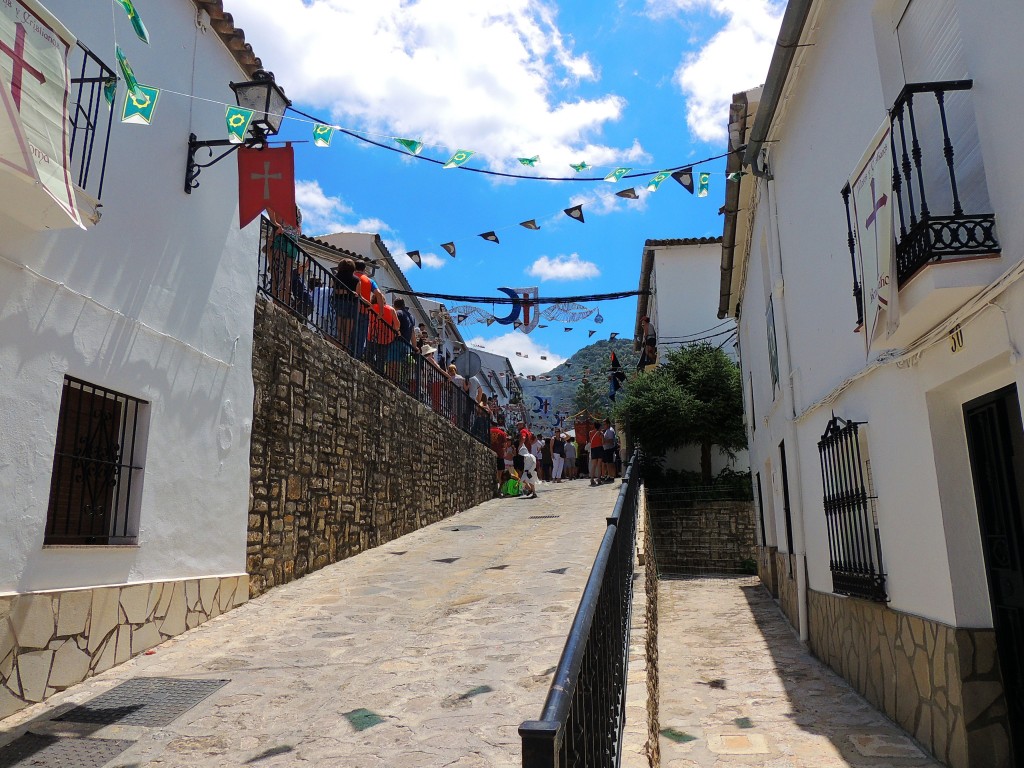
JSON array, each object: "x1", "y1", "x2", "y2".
[
  {"x1": 68, "y1": 41, "x2": 115, "y2": 201},
  {"x1": 256, "y1": 217, "x2": 490, "y2": 445},
  {"x1": 888, "y1": 79, "x2": 999, "y2": 285},
  {"x1": 520, "y1": 453, "x2": 640, "y2": 767}
]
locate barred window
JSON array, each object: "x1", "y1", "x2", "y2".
[
  {"x1": 817, "y1": 416, "x2": 887, "y2": 601},
  {"x1": 45, "y1": 377, "x2": 147, "y2": 545}
]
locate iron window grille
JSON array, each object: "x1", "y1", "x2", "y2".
[
  {"x1": 68, "y1": 41, "x2": 116, "y2": 202},
  {"x1": 45, "y1": 377, "x2": 147, "y2": 545},
  {"x1": 817, "y1": 415, "x2": 887, "y2": 602}
]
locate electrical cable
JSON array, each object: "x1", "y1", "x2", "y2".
[{"x1": 389, "y1": 288, "x2": 647, "y2": 305}]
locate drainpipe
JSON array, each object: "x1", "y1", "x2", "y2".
[
  {"x1": 743, "y1": 0, "x2": 814, "y2": 179},
  {"x1": 765, "y1": 173, "x2": 811, "y2": 644}
]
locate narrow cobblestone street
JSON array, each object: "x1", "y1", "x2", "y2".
[{"x1": 658, "y1": 577, "x2": 942, "y2": 768}]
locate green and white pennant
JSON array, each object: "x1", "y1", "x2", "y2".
[
  {"x1": 604, "y1": 167, "x2": 631, "y2": 183},
  {"x1": 226, "y1": 106, "x2": 254, "y2": 143},
  {"x1": 103, "y1": 77, "x2": 117, "y2": 110},
  {"x1": 115, "y1": 0, "x2": 150, "y2": 44},
  {"x1": 313, "y1": 123, "x2": 335, "y2": 147},
  {"x1": 395, "y1": 138, "x2": 423, "y2": 155},
  {"x1": 698, "y1": 171, "x2": 711, "y2": 198},
  {"x1": 115, "y1": 45, "x2": 141, "y2": 99},
  {"x1": 121, "y1": 83, "x2": 159, "y2": 125},
  {"x1": 443, "y1": 149, "x2": 474, "y2": 169},
  {"x1": 647, "y1": 170, "x2": 670, "y2": 192}
]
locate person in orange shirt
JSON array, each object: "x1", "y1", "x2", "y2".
[
  {"x1": 353, "y1": 261, "x2": 384, "y2": 358},
  {"x1": 368, "y1": 295, "x2": 399, "y2": 375},
  {"x1": 589, "y1": 421, "x2": 604, "y2": 486}
]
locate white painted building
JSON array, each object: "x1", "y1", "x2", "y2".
[
  {"x1": 634, "y1": 237, "x2": 747, "y2": 476},
  {"x1": 0, "y1": 0, "x2": 265, "y2": 718},
  {"x1": 721, "y1": 1, "x2": 1023, "y2": 763}
]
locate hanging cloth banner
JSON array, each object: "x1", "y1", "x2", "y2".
[
  {"x1": 395, "y1": 137, "x2": 423, "y2": 155},
  {"x1": 122, "y1": 84, "x2": 159, "y2": 125},
  {"x1": 563, "y1": 204, "x2": 584, "y2": 223},
  {"x1": 441, "y1": 242, "x2": 456, "y2": 257},
  {"x1": 604, "y1": 167, "x2": 631, "y2": 183},
  {"x1": 313, "y1": 123, "x2": 335, "y2": 147},
  {"x1": 237, "y1": 144, "x2": 296, "y2": 229},
  {"x1": 616, "y1": 188, "x2": 638, "y2": 199},
  {"x1": 647, "y1": 171, "x2": 670, "y2": 192},
  {"x1": 406, "y1": 250, "x2": 422, "y2": 268},
  {"x1": 673, "y1": 167, "x2": 694, "y2": 194},
  {"x1": 114, "y1": 0, "x2": 150, "y2": 44},
  {"x1": 0, "y1": 0, "x2": 83, "y2": 229},
  {"x1": 520, "y1": 219, "x2": 540, "y2": 230},
  {"x1": 479, "y1": 231, "x2": 499, "y2": 244}
]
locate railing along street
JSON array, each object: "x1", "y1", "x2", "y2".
[
  {"x1": 256, "y1": 217, "x2": 490, "y2": 445},
  {"x1": 519, "y1": 454, "x2": 640, "y2": 768},
  {"x1": 68, "y1": 42, "x2": 115, "y2": 201}
]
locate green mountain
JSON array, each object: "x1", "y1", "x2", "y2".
[{"x1": 519, "y1": 339, "x2": 640, "y2": 432}]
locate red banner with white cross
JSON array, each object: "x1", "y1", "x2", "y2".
[{"x1": 237, "y1": 144, "x2": 296, "y2": 229}]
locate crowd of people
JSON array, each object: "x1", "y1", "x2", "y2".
[{"x1": 493, "y1": 418, "x2": 621, "y2": 498}]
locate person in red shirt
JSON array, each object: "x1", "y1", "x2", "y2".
[
  {"x1": 368, "y1": 296, "x2": 399, "y2": 375},
  {"x1": 353, "y1": 261, "x2": 383, "y2": 358},
  {"x1": 589, "y1": 421, "x2": 604, "y2": 486}
]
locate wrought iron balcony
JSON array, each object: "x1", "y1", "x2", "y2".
[
  {"x1": 68, "y1": 41, "x2": 115, "y2": 203},
  {"x1": 889, "y1": 80, "x2": 999, "y2": 287}
]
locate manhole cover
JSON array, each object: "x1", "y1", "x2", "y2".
[
  {"x1": 0, "y1": 733, "x2": 132, "y2": 768},
  {"x1": 56, "y1": 677, "x2": 229, "y2": 727},
  {"x1": 442, "y1": 525, "x2": 481, "y2": 531}
]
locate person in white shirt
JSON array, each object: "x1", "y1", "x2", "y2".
[{"x1": 602, "y1": 418, "x2": 617, "y2": 482}]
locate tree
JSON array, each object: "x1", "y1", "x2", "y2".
[
  {"x1": 614, "y1": 343, "x2": 746, "y2": 483},
  {"x1": 573, "y1": 377, "x2": 607, "y2": 417}
]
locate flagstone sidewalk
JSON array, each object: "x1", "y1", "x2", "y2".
[
  {"x1": 658, "y1": 576, "x2": 943, "y2": 768},
  {"x1": 0, "y1": 480, "x2": 621, "y2": 768}
]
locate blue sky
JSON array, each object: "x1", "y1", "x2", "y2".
[{"x1": 226, "y1": 0, "x2": 783, "y2": 373}]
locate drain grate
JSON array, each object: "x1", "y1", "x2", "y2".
[
  {"x1": 0, "y1": 733, "x2": 133, "y2": 768},
  {"x1": 442, "y1": 525, "x2": 481, "y2": 531},
  {"x1": 56, "y1": 677, "x2": 229, "y2": 727},
  {"x1": 529, "y1": 515, "x2": 559, "y2": 519}
]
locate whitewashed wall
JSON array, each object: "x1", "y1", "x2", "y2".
[
  {"x1": 649, "y1": 243, "x2": 731, "y2": 356},
  {"x1": 0, "y1": 0, "x2": 258, "y2": 592},
  {"x1": 737, "y1": 0, "x2": 1024, "y2": 628}
]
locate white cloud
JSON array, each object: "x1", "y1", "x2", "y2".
[
  {"x1": 294, "y1": 179, "x2": 352, "y2": 233},
  {"x1": 466, "y1": 332, "x2": 565, "y2": 375},
  {"x1": 526, "y1": 253, "x2": 600, "y2": 281},
  {"x1": 647, "y1": 0, "x2": 784, "y2": 142},
  {"x1": 227, "y1": 0, "x2": 643, "y2": 170}
]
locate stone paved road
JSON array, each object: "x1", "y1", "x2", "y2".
[
  {"x1": 0, "y1": 481, "x2": 620, "y2": 768},
  {"x1": 658, "y1": 577, "x2": 943, "y2": 768}
]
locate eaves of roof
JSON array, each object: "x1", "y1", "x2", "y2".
[
  {"x1": 192, "y1": 1, "x2": 264, "y2": 76},
  {"x1": 644, "y1": 236, "x2": 723, "y2": 247}
]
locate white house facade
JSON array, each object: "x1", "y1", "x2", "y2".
[
  {"x1": 721, "y1": 1, "x2": 1024, "y2": 764},
  {"x1": 0, "y1": 0, "x2": 265, "y2": 719}
]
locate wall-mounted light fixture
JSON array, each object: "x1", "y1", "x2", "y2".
[{"x1": 184, "y1": 70, "x2": 291, "y2": 194}]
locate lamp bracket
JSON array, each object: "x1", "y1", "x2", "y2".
[{"x1": 185, "y1": 132, "x2": 266, "y2": 194}]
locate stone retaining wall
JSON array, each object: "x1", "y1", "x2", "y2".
[
  {"x1": 774, "y1": 550, "x2": 800, "y2": 630},
  {"x1": 757, "y1": 544, "x2": 778, "y2": 597},
  {"x1": 645, "y1": 495, "x2": 756, "y2": 575},
  {"x1": 248, "y1": 297, "x2": 495, "y2": 597},
  {"x1": 0, "y1": 575, "x2": 247, "y2": 720},
  {"x1": 808, "y1": 589, "x2": 1012, "y2": 768}
]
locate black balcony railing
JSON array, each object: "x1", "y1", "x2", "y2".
[
  {"x1": 256, "y1": 217, "x2": 490, "y2": 445},
  {"x1": 817, "y1": 416, "x2": 886, "y2": 603},
  {"x1": 889, "y1": 80, "x2": 999, "y2": 285},
  {"x1": 68, "y1": 42, "x2": 115, "y2": 201},
  {"x1": 519, "y1": 454, "x2": 639, "y2": 767}
]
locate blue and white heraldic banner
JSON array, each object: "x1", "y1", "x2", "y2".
[{"x1": 850, "y1": 120, "x2": 898, "y2": 349}]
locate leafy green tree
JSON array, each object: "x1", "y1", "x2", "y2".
[
  {"x1": 615, "y1": 343, "x2": 746, "y2": 483},
  {"x1": 573, "y1": 376, "x2": 607, "y2": 417}
]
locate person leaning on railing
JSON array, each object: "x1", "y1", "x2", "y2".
[
  {"x1": 266, "y1": 206, "x2": 302, "y2": 304},
  {"x1": 332, "y1": 258, "x2": 359, "y2": 349}
]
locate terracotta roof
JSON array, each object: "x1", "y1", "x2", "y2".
[
  {"x1": 192, "y1": 1, "x2": 264, "y2": 77},
  {"x1": 644, "y1": 237, "x2": 723, "y2": 247},
  {"x1": 301, "y1": 235, "x2": 362, "y2": 261}
]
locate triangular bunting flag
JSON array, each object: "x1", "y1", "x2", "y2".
[
  {"x1": 540, "y1": 355, "x2": 547, "y2": 360},
  {"x1": 226, "y1": 106, "x2": 254, "y2": 143},
  {"x1": 570, "y1": 161, "x2": 590, "y2": 172},
  {"x1": 647, "y1": 170, "x2": 670, "y2": 192},
  {"x1": 115, "y1": 0, "x2": 150, "y2": 44},
  {"x1": 516, "y1": 352, "x2": 523, "y2": 357},
  {"x1": 395, "y1": 138, "x2": 423, "y2": 155},
  {"x1": 616, "y1": 188, "x2": 639, "y2": 199},
  {"x1": 457, "y1": 314, "x2": 468, "y2": 324},
  {"x1": 538, "y1": 324, "x2": 549, "y2": 328},
  {"x1": 115, "y1": 45, "x2": 141, "y2": 98},
  {"x1": 672, "y1": 167, "x2": 694, "y2": 194},
  {"x1": 609, "y1": 332, "x2": 619, "y2": 340},
  {"x1": 520, "y1": 220, "x2": 540, "y2": 230},
  {"x1": 563, "y1": 205, "x2": 584, "y2": 223},
  {"x1": 518, "y1": 156, "x2": 539, "y2": 167},
  {"x1": 313, "y1": 124, "x2": 335, "y2": 147},
  {"x1": 698, "y1": 172, "x2": 711, "y2": 198},
  {"x1": 564, "y1": 327, "x2": 573, "y2": 332},
  {"x1": 441, "y1": 242, "x2": 456, "y2": 257},
  {"x1": 604, "y1": 167, "x2": 631, "y2": 183},
  {"x1": 589, "y1": 330, "x2": 597, "y2": 337},
  {"x1": 480, "y1": 231, "x2": 499, "y2": 244},
  {"x1": 406, "y1": 250, "x2": 422, "y2": 268},
  {"x1": 727, "y1": 171, "x2": 747, "y2": 182},
  {"x1": 121, "y1": 84, "x2": 159, "y2": 125},
  {"x1": 443, "y1": 149, "x2": 474, "y2": 169},
  {"x1": 103, "y1": 77, "x2": 117, "y2": 110},
  {"x1": 486, "y1": 317, "x2": 495, "y2": 326}
]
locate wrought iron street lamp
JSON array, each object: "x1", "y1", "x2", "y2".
[{"x1": 184, "y1": 69, "x2": 291, "y2": 194}]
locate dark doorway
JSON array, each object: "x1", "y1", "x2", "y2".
[
  {"x1": 779, "y1": 440, "x2": 795, "y2": 556},
  {"x1": 964, "y1": 384, "x2": 1024, "y2": 763}
]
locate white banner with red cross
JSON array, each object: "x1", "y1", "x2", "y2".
[{"x1": 0, "y1": 0, "x2": 81, "y2": 229}]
